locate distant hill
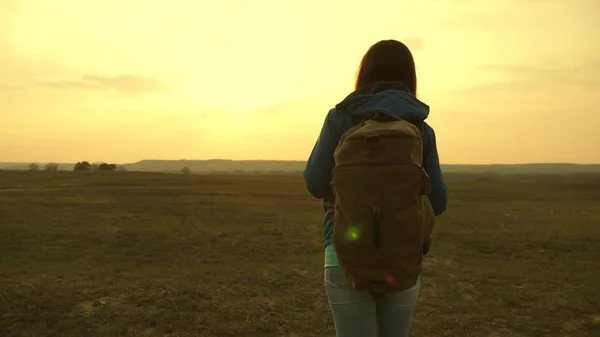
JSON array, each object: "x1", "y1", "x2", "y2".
[
  {"x1": 1, "y1": 160, "x2": 599, "y2": 174},
  {"x1": 124, "y1": 159, "x2": 307, "y2": 173},
  {"x1": 440, "y1": 163, "x2": 600, "y2": 174}
]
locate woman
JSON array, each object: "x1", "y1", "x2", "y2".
[{"x1": 303, "y1": 40, "x2": 448, "y2": 337}]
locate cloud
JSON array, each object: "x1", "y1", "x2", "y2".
[
  {"x1": 42, "y1": 80, "x2": 105, "y2": 91},
  {"x1": 0, "y1": 0, "x2": 17, "y2": 40},
  {"x1": 253, "y1": 100, "x2": 303, "y2": 116},
  {"x1": 41, "y1": 75, "x2": 169, "y2": 94},
  {"x1": 437, "y1": 0, "x2": 576, "y2": 30},
  {"x1": 402, "y1": 38, "x2": 424, "y2": 51},
  {"x1": 0, "y1": 0, "x2": 17, "y2": 19},
  {"x1": 433, "y1": 0, "x2": 551, "y2": 4},
  {"x1": 454, "y1": 80, "x2": 600, "y2": 95},
  {"x1": 480, "y1": 59, "x2": 600, "y2": 77},
  {"x1": 0, "y1": 85, "x2": 23, "y2": 91},
  {"x1": 452, "y1": 60, "x2": 600, "y2": 94}
]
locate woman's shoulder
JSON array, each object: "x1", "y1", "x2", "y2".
[
  {"x1": 419, "y1": 121, "x2": 435, "y2": 134},
  {"x1": 418, "y1": 122, "x2": 438, "y2": 146}
]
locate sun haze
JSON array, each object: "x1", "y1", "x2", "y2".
[{"x1": 1, "y1": 0, "x2": 598, "y2": 164}]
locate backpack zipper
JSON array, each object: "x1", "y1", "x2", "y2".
[
  {"x1": 372, "y1": 208, "x2": 381, "y2": 248},
  {"x1": 345, "y1": 133, "x2": 421, "y2": 141},
  {"x1": 332, "y1": 162, "x2": 431, "y2": 195},
  {"x1": 333, "y1": 161, "x2": 424, "y2": 170}
]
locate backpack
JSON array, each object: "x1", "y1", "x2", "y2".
[{"x1": 330, "y1": 110, "x2": 435, "y2": 299}]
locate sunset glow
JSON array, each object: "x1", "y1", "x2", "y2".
[{"x1": 1, "y1": 0, "x2": 599, "y2": 164}]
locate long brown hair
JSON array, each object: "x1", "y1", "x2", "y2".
[{"x1": 354, "y1": 40, "x2": 417, "y2": 96}]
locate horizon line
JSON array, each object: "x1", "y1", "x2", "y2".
[{"x1": 1, "y1": 160, "x2": 599, "y2": 166}]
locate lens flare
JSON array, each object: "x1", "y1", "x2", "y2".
[
  {"x1": 385, "y1": 274, "x2": 397, "y2": 286},
  {"x1": 346, "y1": 225, "x2": 361, "y2": 241}
]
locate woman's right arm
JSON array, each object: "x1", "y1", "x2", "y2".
[{"x1": 422, "y1": 124, "x2": 447, "y2": 216}]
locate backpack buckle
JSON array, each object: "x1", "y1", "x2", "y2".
[
  {"x1": 370, "y1": 281, "x2": 387, "y2": 300},
  {"x1": 421, "y1": 177, "x2": 431, "y2": 195}
]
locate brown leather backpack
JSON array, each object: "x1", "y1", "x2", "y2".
[{"x1": 331, "y1": 111, "x2": 435, "y2": 298}]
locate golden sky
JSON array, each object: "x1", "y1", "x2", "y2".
[{"x1": 1, "y1": 0, "x2": 599, "y2": 164}]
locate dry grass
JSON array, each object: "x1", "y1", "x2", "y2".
[{"x1": 0, "y1": 170, "x2": 599, "y2": 336}]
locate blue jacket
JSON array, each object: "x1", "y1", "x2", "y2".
[{"x1": 303, "y1": 82, "x2": 448, "y2": 247}]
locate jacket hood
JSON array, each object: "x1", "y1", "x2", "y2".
[{"x1": 335, "y1": 81, "x2": 430, "y2": 123}]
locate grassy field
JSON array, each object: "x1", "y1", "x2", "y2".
[{"x1": 0, "y1": 170, "x2": 599, "y2": 337}]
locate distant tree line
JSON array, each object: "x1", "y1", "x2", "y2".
[
  {"x1": 28, "y1": 162, "x2": 62, "y2": 171},
  {"x1": 27, "y1": 162, "x2": 125, "y2": 172},
  {"x1": 74, "y1": 161, "x2": 123, "y2": 172}
]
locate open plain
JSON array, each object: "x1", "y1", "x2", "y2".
[{"x1": 0, "y1": 170, "x2": 599, "y2": 336}]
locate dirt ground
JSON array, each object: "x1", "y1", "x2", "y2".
[{"x1": 0, "y1": 171, "x2": 599, "y2": 336}]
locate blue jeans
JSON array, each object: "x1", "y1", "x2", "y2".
[{"x1": 324, "y1": 267, "x2": 420, "y2": 337}]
